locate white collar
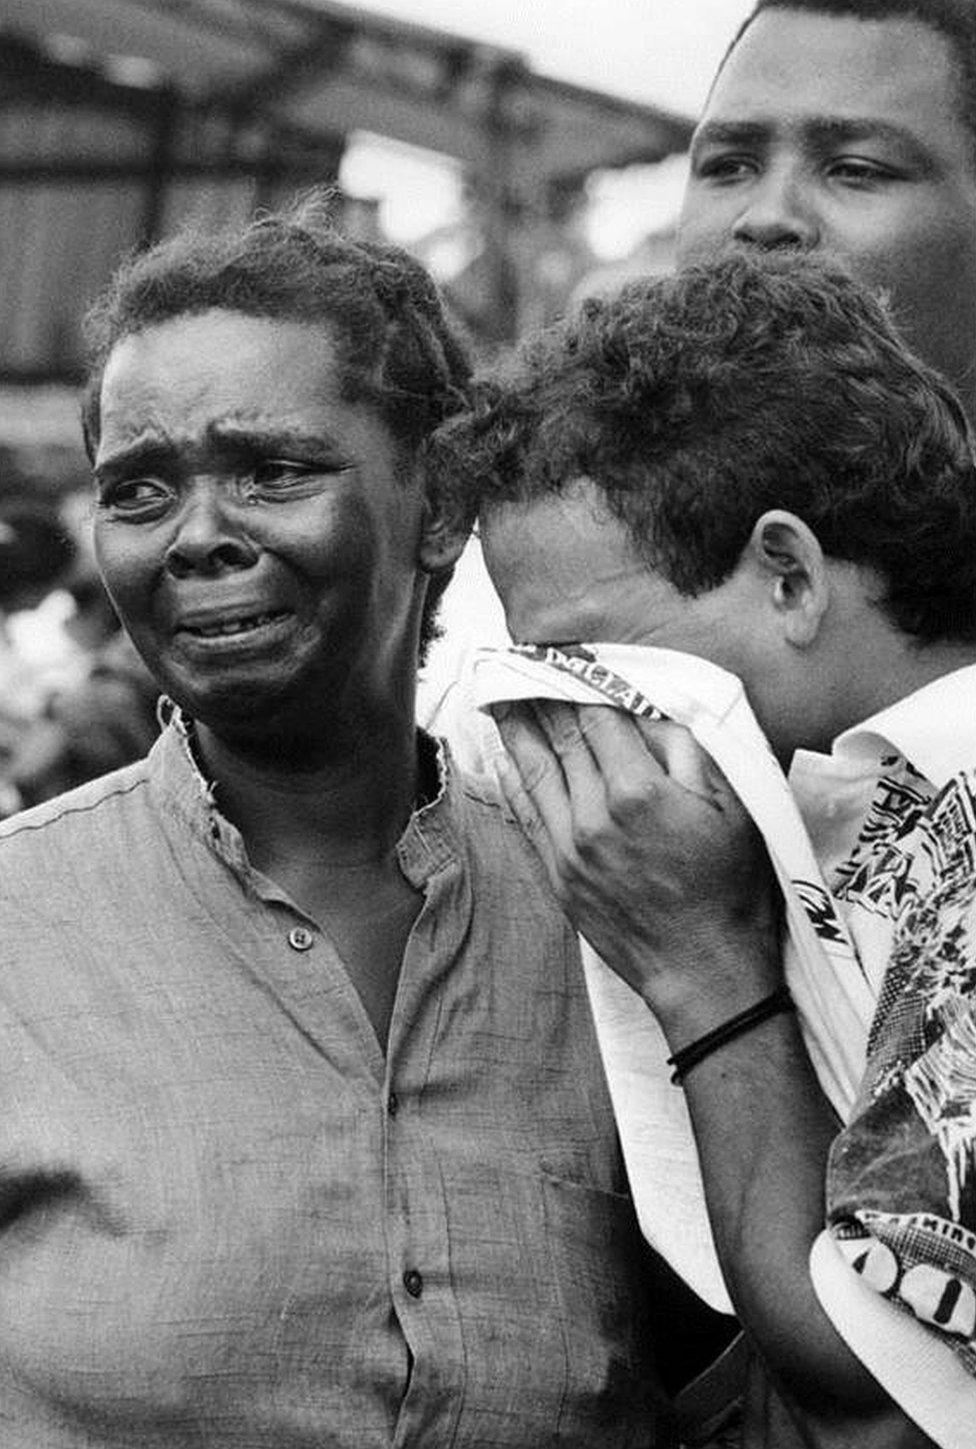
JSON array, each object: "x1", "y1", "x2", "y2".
[{"x1": 824, "y1": 663, "x2": 976, "y2": 788}]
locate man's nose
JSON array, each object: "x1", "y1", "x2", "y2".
[
  {"x1": 731, "y1": 166, "x2": 820, "y2": 250},
  {"x1": 164, "y1": 481, "x2": 258, "y2": 579}
]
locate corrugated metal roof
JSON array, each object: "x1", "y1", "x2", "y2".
[{"x1": 0, "y1": 0, "x2": 693, "y2": 375}]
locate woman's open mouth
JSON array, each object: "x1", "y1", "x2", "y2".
[
  {"x1": 175, "y1": 609, "x2": 296, "y2": 654},
  {"x1": 183, "y1": 609, "x2": 291, "y2": 639}
]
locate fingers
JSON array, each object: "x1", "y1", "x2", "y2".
[
  {"x1": 496, "y1": 750, "x2": 559, "y2": 882},
  {"x1": 500, "y1": 703, "x2": 694, "y2": 848},
  {"x1": 496, "y1": 703, "x2": 641, "y2": 893},
  {"x1": 530, "y1": 704, "x2": 663, "y2": 848},
  {"x1": 495, "y1": 699, "x2": 779, "y2": 1006},
  {"x1": 495, "y1": 707, "x2": 569, "y2": 888},
  {"x1": 563, "y1": 705, "x2": 666, "y2": 782},
  {"x1": 496, "y1": 699, "x2": 742, "y2": 878},
  {"x1": 566, "y1": 706, "x2": 734, "y2": 812},
  {"x1": 528, "y1": 702, "x2": 603, "y2": 808}
]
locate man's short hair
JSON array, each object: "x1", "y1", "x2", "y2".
[
  {"x1": 81, "y1": 187, "x2": 473, "y2": 656},
  {"x1": 729, "y1": 1, "x2": 976, "y2": 155},
  {"x1": 431, "y1": 253, "x2": 976, "y2": 644}
]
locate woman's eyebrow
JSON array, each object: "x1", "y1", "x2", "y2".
[
  {"x1": 95, "y1": 422, "x2": 355, "y2": 480},
  {"x1": 93, "y1": 436, "x2": 172, "y2": 480},
  {"x1": 205, "y1": 421, "x2": 350, "y2": 456}
]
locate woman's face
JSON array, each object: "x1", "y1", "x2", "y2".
[{"x1": 92, "y1": 309, "x2": 431, "y2": 744}]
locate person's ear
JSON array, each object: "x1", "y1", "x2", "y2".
[
  {"x1": 417, "y1": 488, "x2": 470, "y2": 575},
  {"x1": 745, "y1": 509, "x2": 829, "y2": 647}
]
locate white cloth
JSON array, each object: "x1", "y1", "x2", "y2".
[
  {"x1": 468, "y1": 641, "x2": 877, "y2": 1312},
  {"x1": 810, "y1": 1233, "x2": 976, "y2": 1449}
]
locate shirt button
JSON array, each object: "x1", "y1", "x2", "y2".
[
  {"x1": 287, "y1": 926, "x2": 314, "y2": 952},
  {"x1": 402, "y1": 1269, "x2": 423, "y2": 1299}
]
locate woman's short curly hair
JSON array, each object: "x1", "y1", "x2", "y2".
[
  {"x1": 430, "y1": 251, "x2": 976, "y2": 644},
  {"x1": 81, "y1": 187, "x2": 473, "y2": 656}
]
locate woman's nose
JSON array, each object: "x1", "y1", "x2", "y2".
[{"x1": 164, "y1": 481, "x2": 259, "y2": 579}]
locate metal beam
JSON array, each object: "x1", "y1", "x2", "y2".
[
  {"x1": 138, "y1": 86, "x2": 178, "y2": 247},
  {"x1": 208, "y1": 12, "x2": 355, "y2": 111},
  {"x1": 0, "y1": 157, "x2": 329, "y2": 181}
]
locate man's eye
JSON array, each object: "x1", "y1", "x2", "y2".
[
  {"x1": 827, "y1": 158, "x2": 897, "y2": 186},
  {"x1": 693, "y1": 153, "x2": 757, "y2": 184}
]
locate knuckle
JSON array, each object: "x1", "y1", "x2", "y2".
[
  {"x1": 574, "y1": 710, "x2": 606, "y2": 746},
  {"x1": 571, "y1": 817, "x2": 605, "y2": 860},
  {"x1": 549, "y1": 727, "x2": 585, "y2": 762},
  {"x1": 519, "y1": 755, "x2": 554, "y2": 796},
  {"x1": 605, "y1": 775, "x2": 657, "y2": 824},
  {"x1": 554, "y1": 839, "x2": 585, "y2": 884}
]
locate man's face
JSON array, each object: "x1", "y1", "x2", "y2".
[
  {"x1": 92, "y1": 309, "x2": 429, "y2": 743},
  {"x1": 480, "y1": 479, "x2": 848, "y2": 763},
  {"x1": 678, "y1": 9, "x2": 976, "y2": 416},
  {"x1": 480, "y1": 477, "x2": 765, "y2": 664}
]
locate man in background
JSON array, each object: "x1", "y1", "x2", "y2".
[{"x1": 677, "y1": 0, "x2": 976, "y2": 426}]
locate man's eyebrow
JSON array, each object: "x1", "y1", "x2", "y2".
[
  {"x1": 690, "y1": 119, "x2": 770, "y2": 157},
  {"x1": 691, "y1": 114, "x2": 934, "y2": 162},
  {"x1": 803, "y1": 117, "x2": 935, "y2": 162}
]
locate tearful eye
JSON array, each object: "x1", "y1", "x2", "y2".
[
  {"x1": 243, "y1": 455, "x2": 353, "y2": 501},
  {"x1": 98, "y1": 477, "x2": 173, "y2": 517},
  {"x1": 251, "y1": 459, "x2": 316, "y2": 487}
]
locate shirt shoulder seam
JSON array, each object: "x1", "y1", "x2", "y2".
[{"x1": 0, "y1": 775, "x2": 150, "y2": 841}]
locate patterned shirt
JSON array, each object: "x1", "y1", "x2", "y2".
[
  {"x1": 790, "y1": 665, "x2": 976, "y2": 1440},
  {"x1": 0, "y1": 712, "x2": 669, "y2": 1448}
]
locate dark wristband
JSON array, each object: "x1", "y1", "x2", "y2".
[{"x1": 667, "y1": 984, "x2": 795, "y2": 1086}]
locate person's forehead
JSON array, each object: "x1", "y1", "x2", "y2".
[
  {"x1": 98, "y1": 311, "x2": 345, "y2": 436},
  {"x1": 481, "y1": 483, "x2": 644, "y2": 599},
  {"x1": 92, "y1": 309, "x2": 399, "y2": 482},
  {"x1": 481, "y1": 484, "x2": 630, "y2": 561},
  {"x1": 104, "y1": 310, "x2": 342, "y2": 387},
  {"x1": 703, "y1": 9, "x2": 965, "y2": 145}
]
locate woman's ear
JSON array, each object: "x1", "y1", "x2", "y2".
[
  {"x1": 745, "y1": 509, "x2": 829, "y2": 647},
  {"x1": 417, "y1": 489, "x2": 470, "y2": 575}
]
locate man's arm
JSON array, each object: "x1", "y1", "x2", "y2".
[{"x1": 496, "y1": 701, "x2": 936, "y2": 1448}]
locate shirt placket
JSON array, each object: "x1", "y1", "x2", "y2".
[{"x1": 383, "y1": 851, "x2": 469, "y2": 1449}]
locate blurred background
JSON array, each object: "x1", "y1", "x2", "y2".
[{"x1": 0, "y1": 0, "x2": 754, "y2": 805}]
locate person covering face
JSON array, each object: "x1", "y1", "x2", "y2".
[{"x1": 429, "y1": 248, "x2": 976, "y2": 1448}]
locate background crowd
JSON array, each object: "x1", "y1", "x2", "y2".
[{"x1": 0, "y1": 481, "x2": 158, "y2": 814}]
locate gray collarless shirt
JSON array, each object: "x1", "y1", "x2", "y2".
[{"x1": 0, "y1": 714, "x2": 668, "y2": 1447}]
